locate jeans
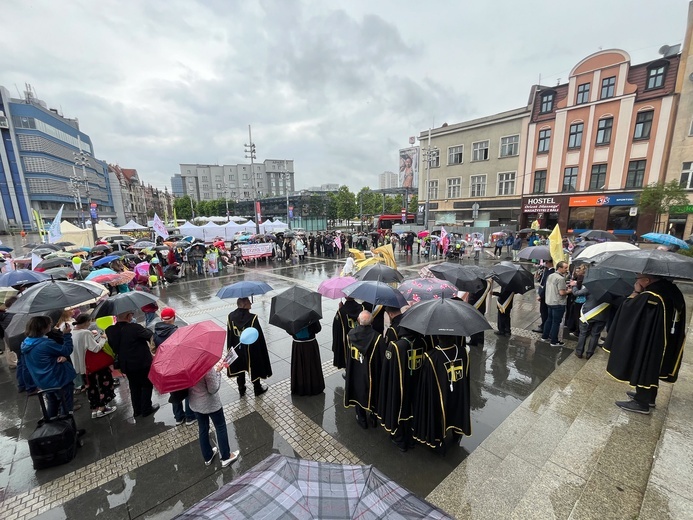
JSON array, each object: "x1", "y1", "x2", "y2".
[
  {"x1": 196, "y1": 259, "x2": 204, "y2": 275},
  {"x1": 195, "y1": 408, "x2": 230, "y2": 461},
  {"x1": 576, "y1": 320, "x2": 606, "y2": 356},
  {"x1": 172, "y1": 397, "x2": 196, "y2": 422},
  {"x1": 44, "y1": 384, "x2": 75, "y2": 418},
  {"x1": 543, "y1": 305, "x2": 566, "y2": 343},
  {"x1": 16, "y1": 352, "x2": 37, "y2": 392}
]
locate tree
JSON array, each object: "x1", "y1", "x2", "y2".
[
  {"x1": 335, "y1": 185, "x2": 356, "y2": 222},
  {"x1": 326, "y1": 192, "x2": 338, "y2": 226},
  {"x1": 173, "y1": 196, "x2": 195, "y2": 220},
  {"x1": 309, "y1": 194, "x2": 325, "y2": 217},
  {"x1": 637, "y1": 181, "x2": 689, "y2": 232},
  {"x1": 408, "y1": 194, "x2": 418, "y2": 214}
]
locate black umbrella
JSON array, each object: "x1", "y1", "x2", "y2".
[
  {"x1": 400, "y1": 298, "x2": 492, "y2": 337},
  {"x1": 133, "y1": 241, "x2": 155, "y2": 249},
  {"x1": 110, "y1": 250, "x2": 130, "y2": 257},
  {"x1": 42, "y1": 267, "x2": 76, "y2": 280},
  {"x1": 91, "y1": 291, "x2": 159, "y2": 318},
  {"x1": 23, "y1": 243, "x2": 42, "y2": 249},
  {"x1": 8, "y1": 280, "x2": 108, "y2": 314},
  {"x1": 428, "y1": 264, "x2": 488, "y2": 292},
  {"x1": 518, "y1": 246, "x2": 553, "y2": 261},
  {"x1": 491, "y1": 262, "x2": 535, "y2": 294},
  {"x1": 518, "y1": 228, "x2": 534, "y2": 234},
  {"x1": 91, "y1": 245, "x2": 112, "y2": 253},
  {"x1": 31, "y1": 243, "x2": 61, "y2": 252},
  {"x1": 343, "y1": 281, "x2": 408, "y2": 307},
  {"x1": 597, "y1": 249, "x2": 693, "y2": 280},
  {"x1": 284, "y1": 231, "x2": 295, "y2": 238},
  {"x1": 4, "y1": 308, "x2": 65, "y2": 352},
  {"x1": 582, "y1": 266, "x2": 636, "y2": 303},
  {"x1": 35, "y1": 257, "x2": 73, "y2": 270},
  {"x1": 31, "y1": 248, "x2": 59, "y2": 257},
  {"x1": 54, "y1": 241, "x2": 75, "y2": 247},
  {"x1": 152, "y1": 245, "x2": 170, "y2": 251},
  {"x1": 354, "y1": 264, "x2": 404, "y2": 283},
  {"x1": 269, "y1": 286, "x2": 322, "y2": 335},
  {"x1": 580, "y1": 230, "x2": 617, "y2": 241}
]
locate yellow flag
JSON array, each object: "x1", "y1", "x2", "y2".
[{"x1": 548, "y1": 224, "x2": 565, "y2": 265}]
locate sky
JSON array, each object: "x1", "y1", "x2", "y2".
[{"x1": 0, "y1": 0, "x2": 689, "y2": 193}]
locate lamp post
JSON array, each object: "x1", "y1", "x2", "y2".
[
  {"x1": 69, "y1": 169, "x2": 84, "y2": 228},
  {"x1": 280, "y1": 164, "x2": 291, "y2": 229},
  {"x1": 73, "y1": 150, "x2": 98, "y2": 243},
  {"x1": 244, "y1": 125, "x2": 260, "y2": 234},
  {"x1": 222, "y1": 183, "x2": 230, "y2": 222},
  {"x1": 421, "y1": 129, "x2": 439, "y2": 231}
]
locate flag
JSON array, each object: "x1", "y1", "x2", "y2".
[
  {"x1": 334, "y1": 235, "x2": 342, "y2": 251},
  {"x1": 440, "y1": 226, "x2": 450, "y2": 254},
  {"x1": 31, "y1": 253, "x2": 42, "y2": 270},
  {"x1": 47, "y1": 205, "x2": 64, "y2": 244},
  {"x1": 549, "y1": 224, "x2": 565, "y2": 265},
  {"x1": 173, "y1": 207, "x2": 178, "y2": 226},
  {"x1": 152, "y1": 213, "x2": 169, "y2": 239},
  {"x1": 32, "y1": 209, "x2": 46, "y2": 242}
]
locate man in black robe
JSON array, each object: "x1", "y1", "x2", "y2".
[
  {"x1": 383, "y1": 306, "x2": 404, "y2": 344},
  {"x1": 467, "y1": 279, "x2": 492, "y2": 346},
  {"x1": 332, "y1": 297, "x2": 363, "y2": 369},
  {"x1": 227, "y1": 297, "x2": 271, "y2": 397},
  {"x1": 344, "y1": 311, "x2": 384, "y2": 429},
  {"x1": 604, "y1": 275, "x2": 686, "y2": 414},
  {"x1": 493, "y1": 283, "x2": 515, "y2": 336}
]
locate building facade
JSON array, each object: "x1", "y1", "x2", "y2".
[
  {"x1": 0, "y1": 85, "x2": 114, "y2": 232},
  {"x1": 109, "y1": 165, "x2": 172, "y2": 225},
  {"x1": 417, "y1": 106, "x2": 531, "y2": 228},
  {"x1": 521, "y1": 49, "x2": 680, "y2": 236},
  {"x1": 379, "y1": 171, "x2": 398, "y2": 189}
]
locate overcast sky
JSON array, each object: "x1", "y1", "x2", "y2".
[{"x1": 1, "y1": 0, "x2": 688, "y2": 192}]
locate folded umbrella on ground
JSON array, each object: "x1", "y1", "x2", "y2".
[
  {"x1": 216, "y1": 281, "x2": 273, "y2": 299},
  {"x1": 343, "y1": 281, "x2": 408, "y2": 308},
  {"x1": 491, "y1": 262, "x2": 535, "y2": 294},
  {"x1": 269, "y1": 286, "x2": 322, "y2": 335}
]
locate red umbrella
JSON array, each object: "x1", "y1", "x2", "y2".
[{"x1": 148, "y1": 321, "x2": 226, "y2": 394}]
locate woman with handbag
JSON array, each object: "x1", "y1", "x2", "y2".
[{"x1": 73, "y1": 314, "x2": 117, "y2": 418}]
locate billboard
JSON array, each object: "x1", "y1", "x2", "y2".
[{"x1": 399, "y1": 146, "x2": 420, "y2": 189}]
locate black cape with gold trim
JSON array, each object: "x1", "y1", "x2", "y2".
[
  {"x1": 344, "y1": 324, "x2": 383, "y2": 411},
  {"x1": 604, "y1": 279, "x2": 686, "y2": 387},
  {"x1": 331, "y1": 299, "x2": 364, "y2": 369},
  {"x1": 227, "y1": 308, "x2": 272, "y2": 382}
]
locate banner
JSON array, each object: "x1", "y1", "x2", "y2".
[
  {"x1": 440, "y1": 226, "x2": 449, "y2": 254},
  {"x1": 32, "y1": 209, "x2": 46, "y2": 242},
  {"x1": 152, "y1": 213, "x2": 169, "y2": 239},
  {"x1": 240, "y1": 243, "x2": 273, "y2": 260},
  {"x1": 47, "y1": 205, "x2": 64, "y2": 244},
  {"x1": 399, "y1": 147, "x2": 420, "y2": 189}
]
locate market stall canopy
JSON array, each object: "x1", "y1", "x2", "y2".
[
  {"x1": 95, "y1": 220, "x2": 120, "y2": 238},
  {"x1": 119, "y1": 219, "x2": 149, "y2": 231},
  {"x1": 178, "y1": 221, "x2": 205, "y2": 241},
  {"x1": 59, "y1": 220, "x2": 92, "y2": 248}
]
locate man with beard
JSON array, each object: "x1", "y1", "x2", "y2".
[
  {"x1": 226, "y1": 298, "x2": 271, "y2": 397},
  {"x1": 344, "y1": 311, "x2": 384, "y2": 429},
  {"x1": 332, "y1": 297, "x2": 364, "y2": 370},
  {"x1": 604, "y1": 274, "x2": 686, "y2": 414}
]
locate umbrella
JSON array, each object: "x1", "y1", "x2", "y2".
[
  {"x1": 0, "y1": 287, "x2": 18, "y2": 301},
  {"x1": 398, "y1": 278, "x2": 458, "y2": 303},
  {"x1": 269, "y1": 286, "x2": 322, "y2": 335},
  {"x1": 317, "y1": 276, "x2": 357, "y2": 299},
  {"x1": 110, "y1": 250, "x2": 131, "y2": 257},
  {"x1": 582, "y1": 266, "x2": 637, "y2": 303},
  {"x1": 31, "y1": 244, "x2": 61, "y2": 252},
  {"x1": 343, "y1": 281, "x2": 408, "y2": 308},
  {"x1": 54, "y1": 241, "x2": 75, "y2": 247},
  {"x1": 597, "y1": 249, "x2": 693, "y2": 280},
  {"x1": 8, "y1": 280, "x2": 108, "y2": 314},
  {"x1": 216, "y1": 281, "x2": 273, "y2": 299},
  {"x1": 0, "y1": 246, "x2": 13, "y2": 252},
  {"x1": 134, "y1": 262, "x2": 151, "y2": 278},
  {"x1": 42, "y1": 267, "x2": 76, "y2": 280},
  {"x1": 641, "y1": 232, "x2": 690, "y2": 250},
  {"x1": 491, "y1": 262, "x2": 535, "y2": 294},
  {"x1": 580, "y1": 230, "x2": 617, "y2": 241},
  {"x1": 518, "y1": 245, "x2": 553, "y2": 261},
  {"x1": 518, "y1": 228, "x2": 535, "y2": 234},
  {"x1": 44, "y1": 251, "x2": 75, "y2": 259},
  {"x1": 34, "y1": 257, "x2": 73, "y2": 271},
  {"x1": 354, "y1": 263, "x2": 404, "y2": 283},
  {"x1": 32, "y1": 248, "x2": 59, "y2": 257},
  {"x1": 4, "y1": 308, "x2": 66, "y2": 352},
  {"x1": 417, "y1": 230, "x2": 430, "y2": 239},
  {"x1": 86, "y1": 268, "x2": 117, "y2": 280},
  {"x1": 90, "y1": 244, "x2": 113, "y2": 253},
  {"x1": 133, "y1": 240, "x2": 155, "y2": 249},
  {"x1": 573, "y1": 241, "x2": 639, "y2": 260},
  {"x1": 399, "y1": 297, "x2": 491, "y2": 337},
  {"x1": 152, "y1": 245, "x2": 170, "y2": 251},
  {"x1": 23, "y1": 243, "x2": 42, "y2": 249},
  {"x1": 177, "y1": 453, "x2": 453, "y2": 520},
  {"x1": 91, "y1": 291, "x2": 159, "y2": 318},
  {"x1": 148, "y1": 321, "x2": 227, "y2": 394},
  {"x1": 283, "y1": 231, "x2": 296, "y2": 238},
  {"x1": 428, "y1": 264, "x2": 489, "y2": 292},
  {"x1": 93, "y1": 255, "x2": 121, "y2": 267},
  {"x1": 0, "y1": 269, "x2": 51, "y2": 288}
]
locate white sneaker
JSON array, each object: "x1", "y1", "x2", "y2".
[
  {"x1": 221, "y1": 450, "x2": 240, "y2": 468},
  {"x1": 205, "y1": 446, "x2": 218, "y2": 466},
  {"x1": 96, "y1": 406, "x2": 116, "y2": 418}
]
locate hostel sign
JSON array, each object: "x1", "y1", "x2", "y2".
[{"x1": 523, "y1": 197, "x2": 560, "y2": 213}]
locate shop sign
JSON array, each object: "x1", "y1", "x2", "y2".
[
  {"x1": 669, "y1": 205, "x2": 693, "y2": 214},
  {"x1": 569, "y1": 194, "x2": 636, "y2": 207},
  {"x1": 522, "y1": 197, "x2": 560, "y2": 213}
]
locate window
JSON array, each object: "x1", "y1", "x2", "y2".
[
  {"x1": 497, "y1": 172, "x2": 515, "y2": 195},
  {"x1": 537, "y1": 129, "x2": 551, "y2": 153},
  {"x1": 242, "y1": 174, "x2": 249, "y2": 180},
  {"x1": 568, "y1": 207, "x2": 595, "y2": 231},
  {"x1": 540, "y1": 92, "x2": 554, "y2": 113},
  {"x1": 608, "y1": 206, "x2": 638, "y2": 231},
  {"x1": 589, "y1": 164, "x2": 608, "y2": 190},
  {"x1": 576, "y1": 83, "x2": 590, "y2": 104},
  {"x1": 568, "y1": 123, "x2": 583, "y2": 149},
  {"x1": 601, "y1": 76, "x2": 616, "y2": 99},
  {"x1": 634, "y1": 111, "x2": 654, "y2": 140},
  {"x1": 446, "y1": 178, "x2": 461, "y2": 198},
  {"x1": 500, "y1": 135, "x2": 519, "y2": 157},
  {"x1": 472, "y1": 140, "x2": 490, "y2": 161},
  {"x1": 202, "y1": 176, "x2": 208, "y2": 181},
  {"x1": 647, "y1": 65, "x2": 666, "y2": 90},
  {"x1": 216, "y1": 183, "x2": 221, "y2": 189},
  {"x1": 679, "y1": 162, "x2": 693, "y2": 189},
  {"x1": 533, "y1": 170, "x2": 547, "y2": 193},
  {"x1": 429, "y1": 150, "x2": 440, "y2": 168},
  {"x1": 596, "y1": 118, "x2": 613, "y2": 145},
  {"x1": 563, "y1": 167, "x2": 578, "y2": 192},
  {"x1": 428, "y1": 180, "x2": 439, "y2": 199},
  {"x1": 202, "y1": 184, "x2": 209, "y2": 190},
  {"x1": 626, "y1": 160, "x2": 646, "y2": 188},
  {"x1": 448, "y1": 145, "x2": 464, "y2": 165},
  {"x1": 470, "y1": 175, "x2": 486, "y2": 197},
  {"x1": 229, "y1": 174, "x2": 235, "y2": 180}
]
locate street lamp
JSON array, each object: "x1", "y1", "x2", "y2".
[
  {"x1": 222, "y1": 183, "x2": 230, "y2": 222},
  {"x1": 279, "y1": 164, "x2": 291, "y2": 229},
  {"x1": 69, "y1": 170, "x2": 84, "y2": 228},
  {"x1": 73, "y1": 150, "x2": 98, "y2": 243},
  {"x1": 421, "y1": 128, "x2": 439, "y2": 231},
  {"x1": 244, "y1": 125, "x2": 260, "y2": 234}
]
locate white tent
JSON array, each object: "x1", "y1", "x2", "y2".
[
  {"x1": 178, "y1": 221, "x2": 204, "y2": 241},
  {"x1": 59, "y1": 221, "x2": 92, "y2": 247},
  {"x1": 239, "y1": 220, "x2": 260, "y2": 232},
  {"x1": 95, "y1": 221, "x2": 121, "y2": 238},
  {"x1": 223, "y1": 220, "x2": 243, "y2": 241},
  {"x1": 266, "y1": 219, "x2": 289, "y2": 231},
  {"x1": 202, "y1": 221, "x2": 225, "y2": 242},
  {"x1": 120, "y1": 219, "x2": 148, "y2": 231}
]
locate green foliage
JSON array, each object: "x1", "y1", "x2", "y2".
[
  {"x1": 335, "y1": 185, "x2": 356, "y2": 221},
  {"x1": 638, "y1": 181, "x2": 689, "y2": 232},
  {"x1": 173, "y1": 196, "x2": 195, "y2": 220}
]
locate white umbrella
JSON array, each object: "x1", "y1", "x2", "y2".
[{"x1": 573, "y1": 241, "x2": 639, "y2": 261}]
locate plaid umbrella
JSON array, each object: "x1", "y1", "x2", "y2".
[{"x1": 177, "y1": 454, "x2": 453, "y2": 519}]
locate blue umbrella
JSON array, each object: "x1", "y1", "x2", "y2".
[
  {"x1": 86, "y1": 268, "x2": 117, "y2": 280},
  {"x1": 641, "y1": 232, "x2": 689, "y2": 250},
  {"x1": 0, "y1": 246, "x2": 13, "y2": 252},
  {"x1": 0, "y1": 269, "x2": 51, "y2": 288},
  {"x1": 93, "y1": 255, "x2": 120, "y2": 267},
  {"x1": 343, "y1": 281, "x2": 408, "y2": 308},
  {"x1": 217, "y1": 281, "x2": 273, "y2": 299}
]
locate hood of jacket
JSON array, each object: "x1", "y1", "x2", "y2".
[
  {"x1": 20, "y1": 336, "x2": 48, "y2": 353},
  {"x1": 347, "y1": 324, "x2": 377, "y2": 354},
  {"x1": 154, "y1": 322, "x2": 178, "y2": 340}
]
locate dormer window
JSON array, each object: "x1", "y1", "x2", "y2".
[
  {"x1": 540, "y1": 92, "x2": 554, "y2": 113},
  {"x1": 646, "y1": 62, "x2": 667, "y2": 90}
]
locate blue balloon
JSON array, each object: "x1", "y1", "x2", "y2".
[{"x1": 240, "y1": 328, "x2": 259, "y2": 345}]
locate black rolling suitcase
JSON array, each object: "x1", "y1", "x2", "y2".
[{"x1": 28, "y1": 388, "x2": 79, "y2": 470}]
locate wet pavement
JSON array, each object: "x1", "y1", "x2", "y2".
[{"x1": 0, "y1": 239, "x2": 688, "y2": 519}]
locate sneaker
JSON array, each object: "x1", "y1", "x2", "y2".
[
  {"x1": 91, "y1": 410, "x2": 98, "y2": 419},
  {"x1": 538, "y1": 337, "x2": 549, "y2": 342},
  {"x1": 221, "y1": 450, "x2": 240, "y2": 468},
  {"x1": 615, "y1": 400, "x2": 650, "y2": 415},
  {"x1": 626, "y1": 391, "x2": 656, "y2": 408},
  {"x1": 96, "y1": 406, "x2": 116, "y2": 418},
  {"x1": 254, "y1": 384, "x2": 268, "y2": 396},
  {"x1": 531, "y1": 328, "x2": 544, "y2": 333},
  {"x1": 186, "y1": 418, "x2": 197, "y2": 426},
  {"x1": 175, "y1": 418, "x2": 185, "y2": 426},
  {"x1": 568, "y1": 332, "x2": 579, "y2": 339},
  {"x1": 205, "y1": 446, "x2": 218, "y2": 466},
  {"x1": 550, "y1": 341, "x2": 566, "y2": 347},
  {"x1": 142, "y1": 404, "x2": 160, "y2": 417}
]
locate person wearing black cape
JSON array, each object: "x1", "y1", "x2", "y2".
[
  {"x1": 493, "y1": 282, "x2": 515, "y2": 337},
  {"x1": 467, "y1": 278, "x2": 492, "y2": 346},
  {"x1": 344, "y1": 311, "x2": 384, "y2": 429},
  {"x1": 604, "y1": 275, "x2": 686, "y2": 414},
  {"x1": 289, "y1": 320, "x2": 324, "y2": 396},
  {"x1": 331, "y1": 297, "x2": 363, "y2": 369},
  {"x1": 226, "y1": 298, "x2": 271, "y2": 397},
  {"x1": 362, "y1": 302, "x2": 385, "y2": 334}
]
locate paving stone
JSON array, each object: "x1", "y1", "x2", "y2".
[
  {"x1": 649, "y1": 428, "x2": 693, "y2": 502},
  {"x1": 568, "y1": 470, "x2": 643, "y2": 520},
  {"x1": 639, "y1": 482, "x2": 693, "y2": 520}
]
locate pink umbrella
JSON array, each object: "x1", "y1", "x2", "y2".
[
  {"x1": 134, "y1": 262, "x2": 150, "y2": 278},
  {"x1": 417, "y1": 230, "x2": 430, "y2": 239},
  {"x1": 317, "y1": 276, "x2": 357, "y2": 299},
  {"x1": 148, "y1": 321, "x2": 226, "y2": 394}
]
